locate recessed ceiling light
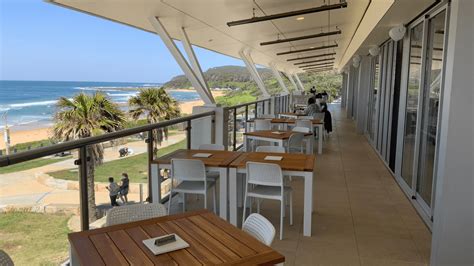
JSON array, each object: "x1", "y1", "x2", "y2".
[{"x1": 296, "y1": 17, "x2": 305, "y2": 21}]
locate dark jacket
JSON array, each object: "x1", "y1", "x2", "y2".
[{"x1": 323, "y1": 109, "x2": 332, "y2": 133}]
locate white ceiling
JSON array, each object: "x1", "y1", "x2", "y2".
[{"x1": 48, "y1": 0, "x2": 435, "y2": 74}]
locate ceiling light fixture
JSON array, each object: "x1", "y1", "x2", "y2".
[
  {"x1": 261, "y1": 30, "x2": 341, "y2": 46},
  {"x1": 294, "y1": 58, "x2": 335, "y2": 65},
  {"x1": 296, "y1": 16, "x2": 305, "y2": 21},
  {"x1": 277, "y1": 44, "x2": 338, "y2": 55},
  {"x1": 227, "y1": 2, "x2": 348, "y2": 27},
  {"x1": 287, "y1": 52, "x2": 336, "y2": 61}
]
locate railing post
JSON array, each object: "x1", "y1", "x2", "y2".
[
  {"x1": 77, "y1": 146, "x2": 89, "y2": 231},
  {"x1": 233, "y1": 108, "x2": 237, "y2": 151},
  {"x1": 186, "y1": 120, "x2": 192, "y2": 149},
  {"x1": 254, "y1": 102, "x2": 258, "y2": 118},
  {"x1": 245, "y1": 105, "x2": 249, "y2": 133},
  {"x1": 146, "y1": 130, "x2": 154, "y2": 202}
]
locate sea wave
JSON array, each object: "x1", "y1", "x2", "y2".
[
  {"x1": 107, "y1": 92, "x2": 138, "y2": 97},
  {"x1": 7, "y1": 100, "x2": 57, "y2": 108},
  {"x1": 74, "y1": 87, "x2": 121, "y2": 92}
]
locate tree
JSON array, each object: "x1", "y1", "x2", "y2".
[
  {"x1": 128, "y1": 88, "x2": 181, "y2": 153},
  {"x1": 53, "y1": 92, "x2": 126, "y2": 222}
]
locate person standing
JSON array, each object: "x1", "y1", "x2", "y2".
[
  {"x1": 119, "y1": 173, "x2": 129, "y2": 204},
  {"x1": 106, "y1": 177, "x2": 120, "y2": 207}
]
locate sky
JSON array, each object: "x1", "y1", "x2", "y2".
[{"x1": 0, "y1": 0, "x2": 245, "y2": 83}]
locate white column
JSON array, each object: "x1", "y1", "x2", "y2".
[
  {"x1": 270, "y1": 63, "x2": 289, "y2": 94},
  {"x1": 431, "y1": 0, "x2": 474, "y2": 265},
  {"x1": 287, "y1": 73, "x2": 299, "y2": 91},
  {"x1": 148, "y1": 17, "x2": 214, "y2": 104},
  {"x1": 180, "y1": 27, "x2": 214, "y2": 103},
  {"x1": 294, "y1": 73, "x2": 305, "y2": 91},
  {"x1": 346, "y1": 67, "x2": 354, "y2": 119},
  {"x1": 341, "y1": 72, "x2": 348, "y2": 108},
  {"x1": 356, "y1": 56, "x2": 371, "y2": 134},
  {"x1": 239, "y1": 49, "x2": 270, "y2": 98}
]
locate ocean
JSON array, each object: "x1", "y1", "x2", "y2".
[{"x1": 0, "y1": 80, "x2": 200, "y2": 130}]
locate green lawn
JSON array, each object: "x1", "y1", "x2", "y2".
[
  {"x1": 48, "y1": 139, "x2": 186, "y2": 183},
  {"x1": 0, "y1": 156, "x2": 71, "y2": 174},
  {"x1": 0, "y1": 212, "x2": 71, "y2": 265}
]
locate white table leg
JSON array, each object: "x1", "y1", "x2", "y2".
[
  {"x1": 151, "y1": 164, "x2": 160, "y2": 203},
  {"x1": 318, "y1": 125, "x2": 323, "y2": 154},
  {"x1": 229, "y1": 167, "x2": 238, "y2": 226},
  {"x1": 219, "y1": 168, "x2": 228, "y2": 220},
  {"x1": 305, "y1": 136, "x2": 313, "y2": 154},
  {"x1": 303, "y1": 172, "x2": 313, "y2": 236},
  {"x1": 244, "y1": 135, "x2": 248, "y2": 151}
]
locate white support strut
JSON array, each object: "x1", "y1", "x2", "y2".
[
  {"x1": 294, "y1": 73, "x2": 305, "y2": 91},
  {"x1": 239, "y1": 49, "x2": 270, "y2": 98},
  {"x1": 287, "y1": 73, "x2": 299, "y2": 91},
  {"x1": 149, "y1": 16, "x2": 214, "y2": 104},
  {"x1": 270, "y1": 63, "x2": 289, "y2": 94}
]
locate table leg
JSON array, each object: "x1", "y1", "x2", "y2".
[
  {"x1": 229, "y1": 168, "x2": 238, "y2": 226},
  {"x1": 305, "y1": 136, "x2": 313, "y2": 154},
  {"x1": 150, "y1": 164, "x2": 160, "y2": 203},
  {"x1": 219, "y1": 168, "x2": 228, "y2": 220},
  {"x1": 244, "y1": 135, "x2": 248, "y2": 151},
  {"x1": 318, "y1": 125, "x2": 323, "y2": 154},
  {"x1": 303, "y1": 172, "x2": 313, "y2": 236}
]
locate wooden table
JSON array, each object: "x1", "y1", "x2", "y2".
[
  {"x1": 68, "y1": 210, "x2": 284, "y2": 265},
  {"x1": 152, "y1": 149, "x2": 242, "y2": 220},
  {"x1": 247, "y1": 118, "x2": 324, "y2": 154},
  {"x1": 228, "y1": 152, "x2": 316, "y2": 237},
  {"x1": 243, "y1": 130, "x2": 314, "y2": 154}
]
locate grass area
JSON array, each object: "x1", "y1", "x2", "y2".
[
  {"x1": 0, "y1": 156, "x2": 71, "y2": 175},
  {"x1": 1, "y1": 139, "x2": 54, "y2": 155},
  {"x1": 216, "y1": 90, "x2": 257, "y2": 107},
  {"x1": 0, "y1": 211, "x2": 71, "y2": 265},
  {"x1": 48, "y1": 139, "x2": 186, "y2": 183}
]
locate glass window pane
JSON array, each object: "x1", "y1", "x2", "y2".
[
  {"x1": 417, "y1": 10, "x2": 446, "y2": 206},
  {"x1": 401, "y1": 22, "x2": 424, "y2": 186}
]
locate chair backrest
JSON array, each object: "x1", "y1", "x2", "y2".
[
  {"x1": 292, "y1": 126, "x2": 310, "y2": 133},
  {"x1": 298, "y1": 116, "x2": 314, "y2": 120},
  {"x1": 295, "y1": 119, "x2": 313, "y2": 131},
  {"x1": 288, "y1": 132, "x2": 305, "y2": 153},
  {"x1": 198, "y1": 143, "x2": 225, "y2": 151},
  {"x1": 255, "y1": 146, "x2": 286, "y2": 153},
  {"x1": 242, "y1": 213, "x2": 276, "y2": 246},
  {"x1": 246, "y1": 162, "x2": 283, "y2": 187},
  {"x1": 259, "y1": 114, "x2": 275, "y2": 119},
  {"x1": 106, "y1": 203, "x2": 167, "y2": 226},
  {"x1": 171, "y1": 159, "x2": 206, "y2": 182},
  {"x1": 0, "y1": 250, "x2": 13, "y2": 266},
  {"x1": 255, "y1": 119, "x2": 272, "y2": 131}
]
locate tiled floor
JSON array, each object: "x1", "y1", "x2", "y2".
[{"x1": 258, "y1": 105, "x2": 432, "y2": 265}]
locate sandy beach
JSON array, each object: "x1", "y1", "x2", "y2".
[{"x1": 0, "y1": 89, "x2": 226, "y2": 150}]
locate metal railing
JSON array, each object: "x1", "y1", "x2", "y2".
[{"x1": 0, "y1": 111, "x2": 215, "y2": 230}]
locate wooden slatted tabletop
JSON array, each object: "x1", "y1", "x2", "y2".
[
  {"x1": 69, "y1": 210, "x2": 284, "y2": 265},
  {"x1": 244, "y1": 130, "x2": 312, "y2": 140},
  {"x1": 229, "y1": 152, "x2": 316, "y2": 172},
  {"x1": 153, "y1": 149, "x2": 242, "y2": 167}
]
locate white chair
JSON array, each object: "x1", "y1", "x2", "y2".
[
  {"x1": 198, "y1": 144, "x2": 225, "y2": 181},
  {"x1": 295, "y1": 120, "x2": 313, "y2": 133},
  {"x1": 199, "y1": 143, "x2": 225, "y2": 151},
  {"x1": 168, "y1": 159, "x2": 217, "y2": 214},
  {"x1": 256, "y1": 146, "x2": 286, "y2": 153},
  {"x1": 292, "y1": 126, "x2": 310, "y2": 133},
  {"x1": 242, "y1": 213, "x2": 276, "y2": 246},
  {"x1": 298, "y1": 115, "x2": 314, "y2": 120},
  {"x1": 255, "y1": 119, "x2": 272, "y2": 131},
  {"x1": 106, "y1": 203, "x2": 167, "y2": 226},
  {"x1": 243, "y1": 162, "x2": 293, "y2": 240},
  {"x1": 287, "y1": 132, "x2": 305, "y2": 153},
  {"x1": 259, "y1": 114, "x2": 275, "y2": 119}
]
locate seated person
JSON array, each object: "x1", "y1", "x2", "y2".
[{"x1": 304, "y1": 97, "x2": 321, "y2": 117}]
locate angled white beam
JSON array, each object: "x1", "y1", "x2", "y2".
[
  {"x1": 180, "y1": 27, "x2": 214, "y2": 103},
  {"x1": 294, "y1": 73, "x2": 306, "y2": 91},
  {"x1": 149, "y1": 17, "x2": 214, "y2": 104},
  {"x1": 270, "y1": 63, "x2": 289, "y2": 94},
  {"x1": 239, "y1": 49, "x2": 270, "y2": 97},
  {"x1": 287, "y1": 72, "x2": 299, "y2": 91}
]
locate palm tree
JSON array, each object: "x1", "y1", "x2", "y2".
[
  {"x1": 128, "y1": 88, "x2": 181, "y2": 153},
  {"x1": 53, "y1": 92, "x2": 126, "y2": 222}
]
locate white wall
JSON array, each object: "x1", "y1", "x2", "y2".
[
  {"x1": 356, "y1": 56, "x2": 371, "y2": 134},
  {"x1": 431, "y1": 0, "x2": 474, "y2": 264}
]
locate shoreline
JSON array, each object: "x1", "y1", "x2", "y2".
[{"x1": 0, "y1": 90, "x2": 226, "y2": 149}]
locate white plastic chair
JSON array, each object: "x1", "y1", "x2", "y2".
[
  {"x1": 287, "y1": 132, "x2": 305, "y2": 153},
  {"x1": 198, "y1": 143, "x2": 225, "y2": 151},
  {"x1": 292, "y1": 126, "x2": 310, "y2": 133},
  {"x1": 243, "y1": 162, "x2": 293, "y2": 240},
  {"x1": 259, "y1": 114, "x2": 276, "y2": 119},
  {"x1": 298, "y1": 115, "x2": 314, "y2": 120},
  {"x1": 198, "y1": 144, "x2": 225, "y2": 181},
  {"x1": 295, "y1": 120, "x2": 313, "y2": 133},
  {"x1": 256, "y1": 146, "x2": 286, "y2": 153},
  {"x1": 255, "y1": 119, "x2": 272, "y2": 131},
  {"x1": 106, "y1": 203, "x2": 167, "y2": 226},
  {"x1": 169, "y1": 159, "x2": 217, "y2": 214},
  {"x1": 242, "y1": 213, "x2": 276, "y2": 246}
]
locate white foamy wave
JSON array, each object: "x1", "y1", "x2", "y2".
[
  {"x1": 74, "y1": 87, "x2": 121, "y2": 92},
  {"x1": 107, "y1": 92, "x2": 138, "y2": 97},
  {"x1": 0, "y1": 107, "x2": 11, "y2": 112},
  {"x1": 9, "y1": 100, "x2": 58, "y2": 108}
]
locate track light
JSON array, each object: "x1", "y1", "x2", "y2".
[
  {"x1": 294, "y1": 58, "x2": 335, "y2": 65},
  {"x1": 260, "y1": 30, "x2": 341, "y2": 46},
  {"x1": 276, "y1": 44, "x2": 338, "y2": 56},
  {"x1": 287, "y1": 52, "x2": 336, "y2": 61},
  {"x1": 227, "y1": 2, "x2": 348, "y2": 27}
]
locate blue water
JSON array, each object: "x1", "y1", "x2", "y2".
[{"x1": 0, "y1": 80, "x2": 200, "y2": 129}]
